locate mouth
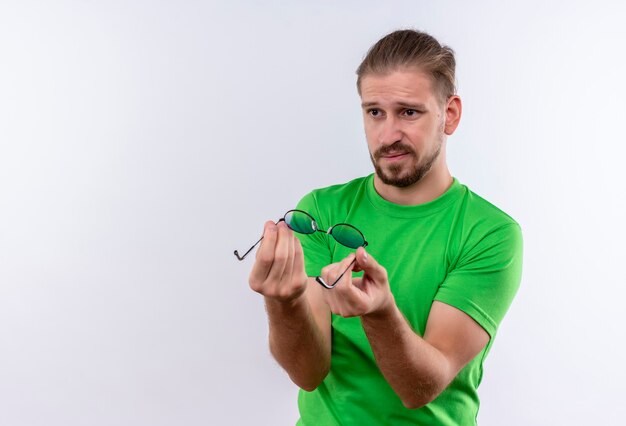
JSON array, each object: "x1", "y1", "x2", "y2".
[{"x1": 380, "y1": 152, "x2": 410, "y2": 162}]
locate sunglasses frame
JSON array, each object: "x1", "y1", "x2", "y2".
[{"x1": 234, "y1": 209, "x2": 368, "y2": 289}]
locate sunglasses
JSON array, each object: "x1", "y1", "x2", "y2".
[{"x1": 234, "y1": 209, "x2": 368, "y2": 289}]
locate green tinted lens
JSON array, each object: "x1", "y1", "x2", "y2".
[
  {"x1": 284, "y1": 210, "x2": 316, "y2": 234},
  {"x1": 330, "y1": 224, "x2": 365, "y2": 248}
]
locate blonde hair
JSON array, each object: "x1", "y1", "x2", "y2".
[{"x1": 356, "y1": 29, "x2": 456, "y2": 103}]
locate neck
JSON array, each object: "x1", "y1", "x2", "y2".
[{"x1": 373, "y1": 157, "x2": 453, "y2": 206}]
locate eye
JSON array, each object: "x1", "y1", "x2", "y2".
[
  {"x1": 367, "y1": 108, "x2": 383, "y2": 118},
  {"x1": 402, "y1": 109, "x2": 421, "y2": 117}
]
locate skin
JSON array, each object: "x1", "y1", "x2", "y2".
[
  {"x1": 248, "y1": 221, "x2": 330, "y2": 391},
  {"x1": 250, "y1": 67, "x2": 490, "y2": 408},
  {"x1": 361, "y1": 67, "x2": 460, "y2": 205}
]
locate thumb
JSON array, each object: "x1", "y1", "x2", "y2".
[{"x1": 355, "y1": 247, "x2": 387, "y2": 281}]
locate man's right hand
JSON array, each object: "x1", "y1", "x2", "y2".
[
  {"x1": 248, "y1": 220, "x2": 308, "y2": 303},
  {"x1": 249, "y1": 221, "x2": 331, "y2": 391}
]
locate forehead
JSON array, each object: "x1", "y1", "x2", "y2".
[{"x1": 359, "y1": 68, "x2": 437, "y2": 106}]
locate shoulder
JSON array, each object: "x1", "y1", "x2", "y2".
[
  {"x1": 298, "y1": 175, "x2": 371, "y2": 212},
  {"x1": 448, "y1": 181, "x2": 523, "y2": 260},
  {"x1": 451, "y1": 182, "x2": 523, "y2": 267},
  {"x1": 294, "y1": 175, "x2": 372, "y2": 230},
  {"x1": 308, "y1": 175, "x2": 371, "y2": 198},
  {"x1": 456, "y1": 182, "x2": 521, "y2": 234}
]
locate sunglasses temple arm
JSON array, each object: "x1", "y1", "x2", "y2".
[
  {"x1": 234, "y1": 235, "x2": 264, "y2": 261},
  {"x1": 234, "y1": 218, "x2": 287, "y2": 261},
  {"x1": 315, "y1": 257, "x2": 357, "y2": 289}
]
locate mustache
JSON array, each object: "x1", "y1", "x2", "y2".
[{"x1": 373, "y1": 142, "x2": 416, "y2": 160}]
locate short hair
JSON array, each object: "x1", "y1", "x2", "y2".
[{"x1": 356, "y1": 29, "x2": 456, "y2": 103}]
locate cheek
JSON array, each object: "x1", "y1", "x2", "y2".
[
  {"x1": 433, "y1": 111, "x2": 446, "y2": 132},
  {"x1": 408, "y1": 121, "x2": 437, "y2": 140},
  {"x1": 404, "y1": 125, "x2": 425, "y2": 141}
]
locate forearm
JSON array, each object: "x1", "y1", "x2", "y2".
[
  {"x1": 266, "y1": 295, "x2": 330, "y2": 391},
  {"x1": 361, "y1": 303, "x2": 452, "y2": 408}
]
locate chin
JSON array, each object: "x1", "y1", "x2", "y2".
[
  {"x1": 378, "y1": 172, "x2": 423, "y2": 188},
  {"x1": 375, "y1": 163, "x2": 431, "y2": 188}
]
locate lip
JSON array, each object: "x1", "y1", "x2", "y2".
[{"x1": 380, "y1": 152, "x2": 409, "y2": 161}]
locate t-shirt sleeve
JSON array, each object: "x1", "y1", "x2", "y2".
[
  {"x1": 294, "y1": 191, "x2": 332, "y2": 277},
  {"x1": 434, "y1": 223, "x2": 523, "y2": 338}
]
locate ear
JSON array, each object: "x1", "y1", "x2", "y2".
[{"x1": 443, "y1": 95, "x2": 462, "y2": 135}]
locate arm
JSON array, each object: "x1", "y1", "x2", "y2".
[
  {"x1": 249, "y1": 221, "x2": 331, "y2": 391},
  {"x1": 319, "y1": 248, "x2": 489, "y2": 408},
  {"x1": 362, "y1": 300, "x2": 488, "y2": 408}
]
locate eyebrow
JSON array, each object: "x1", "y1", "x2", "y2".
[{"x1": 361, "y1": 101, "x2": 428, "y2": 110}]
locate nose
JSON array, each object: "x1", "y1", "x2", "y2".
[{"x1": 378, "y1": 116, "x2": 402, "y2": 146}]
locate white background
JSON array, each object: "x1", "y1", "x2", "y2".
[{"x1": 1, "y1": 1, "x2": 625, "y2": 425}]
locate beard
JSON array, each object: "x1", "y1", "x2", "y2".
[{"x1": 370, "y1": 139, "x2": 443, "y2": 188}]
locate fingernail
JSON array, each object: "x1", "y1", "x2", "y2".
[{"x1": 362, "y1": 250, "x2": 368, "y2": 261}]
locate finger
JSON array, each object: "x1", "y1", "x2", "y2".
[
  {"x1": 280, "y1": 228, "x2": 296, "y2": 283},
  {"x1": 355, "y1": 247, "x2": 387, "y2": 282},
  {"x1": 322, "y1": 253, "x2": 356, "y2": 287},
  {"x1": 338, "y1": 253, "x2": 357, "y2": 272},
  {"x1": 292, "y1": 235, "x2": 306, "y2": 277},
  {"x1": 325, "y1": 278, "x2": 366, "y2": 317},
  {"x1": 249, "y1": 221, "x2": 278, "y2": 286},
  {"x1": 351, "y1": 276, "x2": 365, "y2": 291},
  {"x1": 319, "y1": 254, "x2": 350, "y2": 284},
  {"x1": 257, "y1": 221, "x2": 278, "y2": 256},
  {"x1": 265, "y1": 221, "x2": 292, "y2": 283}
]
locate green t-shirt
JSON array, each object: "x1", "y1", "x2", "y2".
[{"x1": 294, "y1": 175, "x2": 523, "y2": 426}]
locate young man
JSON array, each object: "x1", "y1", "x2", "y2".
[{"x1": 247, "y1": 30, "x2": 523, "y2": 425}]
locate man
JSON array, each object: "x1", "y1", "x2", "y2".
[{"x1": 247, "y1": 29, "x2": 523, "y2": 425}]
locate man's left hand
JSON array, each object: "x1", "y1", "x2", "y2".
[{"x1": 318, "y1": 247, "x2": 395, "y2": 318}]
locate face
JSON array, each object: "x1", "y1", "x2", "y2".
[{"x1": 360, "y1": 68, "x2": 453, "y2": 188}]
